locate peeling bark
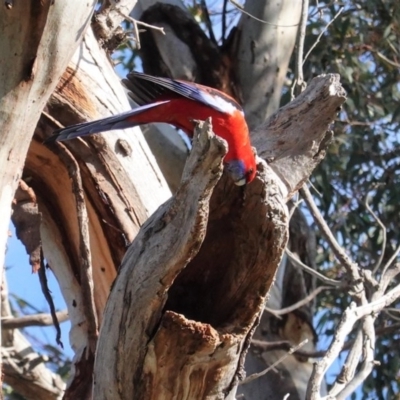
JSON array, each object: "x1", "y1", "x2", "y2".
[
  {"x1": 27, "y1": 25, "x2": 170, "y2": 397},
  {"x1": 0, "y1": 0, "x2": 96, "y2": 288}
]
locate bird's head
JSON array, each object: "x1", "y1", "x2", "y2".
[{"x1": 225, "y1": 158, "x2": 256, "y2": 186}]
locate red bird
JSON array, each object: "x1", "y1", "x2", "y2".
[{"x1": 47, "y1": 72, "x2": 256, "y2": 185}]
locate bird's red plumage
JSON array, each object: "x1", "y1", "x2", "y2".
[{"x1": 47, "y1": 73, "x2": 256, "y2": 185}]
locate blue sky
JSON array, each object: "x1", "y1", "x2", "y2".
[{"x1": 6, "y1": 224, "x2": 73, "y2": 359}]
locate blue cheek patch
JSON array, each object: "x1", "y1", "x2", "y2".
[{"x1": 225, "y1": 160, "x2": 246, "y2": 184}]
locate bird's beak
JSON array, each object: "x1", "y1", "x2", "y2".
[{"x1": 234, "y1": 178, "x2": 246, "y2": 186}]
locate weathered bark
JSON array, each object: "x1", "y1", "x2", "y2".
[
  {"x1": 94, "y1": 120, "x2": 288, "y2": 399},
  {"x1": 0, "y1": 2, "x2": 95, "y2": 394},
  {"x1": 235, "y1": 0, "x2": 303, "y2": 129},
  {"x1": 0, "y1": 0, "x2": 96, "y2": 311},
  {"x1": 253, "y1": 74, "x2": 344, "y2": 197},
  {"x1": 93, "y1": 75, "x2": 345, "y2": 399},
  {"x1": 28, "y1": 24, "x2": 170, "y2": 398}
]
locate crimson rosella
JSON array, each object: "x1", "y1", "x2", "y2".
[{"x1": 46, "y1": 72, "x2": 256, "y2": 185}]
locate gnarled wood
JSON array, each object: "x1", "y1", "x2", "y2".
[
  {"x1": 254, "y1": 74, "x2": 346, "y2": 197},
  {"x1": 92, "y1": 74, "x2": 345, "y2": 400},
  {"x1": 94, "y1": 119, "x2": 290, "y2": 399},
  {"x1": 29, "y1": 26, "x2": 171, "y2": 398}
]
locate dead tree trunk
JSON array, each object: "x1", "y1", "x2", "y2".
[
  {"x1": 0, "y1": 0, "x2": 96, "y2": 297},
  {"x1": 93, "y1": 76, "x2": 346, "y2": 399}
]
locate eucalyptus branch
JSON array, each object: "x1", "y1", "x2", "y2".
[
  {"x1": 364, "y1": 193, "x2": 387, "y2": 275},
  {"x1": 2, "y1": 310, "x2": 69, "y2": 330},
  {"x1": 381, "y1": 244, "x2": 400, "y2": 284},
  {"x1": 286, "y1": 248, "x2": 343, "y2": 287},
  {"x1": 251, "y1": 323, "x2": 400, "y2": 359},
  {"x1": 114, "y1": 8, "x2": 165, "y2": 50},
  {"x1": 335, "y1": 316, "x2": 376, "y2": 400},
  {"x1": 303, "y1": 6, "x2": 344, "y2": 63},
  {"x1": 328, "y1": 327, "x2": 363, "y2": 397},
  {"x1": 300, "y1": 185, "x2": 362, "y2": 289},
  {"x1": 307, "y1": 284, "x2": 400, "y2": 399},
  {"x1": 293, "y1": 0, "x2": 309, "y2": 98},
  {"x1": 241, "y1": 339, "x2": 308, "y2": 385},
  {"x1": 265, "y1": 286, "x2": 332, "y2": 317}
]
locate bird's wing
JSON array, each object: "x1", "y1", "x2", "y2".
[{"x1": 123, "y1": 72, "x2": 242, "y2": 115}]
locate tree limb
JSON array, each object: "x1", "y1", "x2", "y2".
[
  {"x1": 1, "y1": 310, "x2": 69, "y2": 330},
  {"x1": 254, "y1": 74, "x2": 346, "y2": 197},
  {"x1": 285, "y1": 248, "x2": 343, "y2": 287},
  {"x1": 1, "y1": 272, "x2": 65, "y2": 400},
  {"x1": 300, "y1": 185, "x2": 363, "y2": 295},
  {"x1": 265, "y1": 285, "x2": 332, "y2": 317}
]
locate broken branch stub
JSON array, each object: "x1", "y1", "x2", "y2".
[
  {"x1": 253, "y1": 74, "x2": 347, "y2": 197},
  {"x1": 94, "y1": 119, "x2": 227, "y2": 398},
  {"x1": 94, "y1": 118, "x2": 289, "y2": 399}
]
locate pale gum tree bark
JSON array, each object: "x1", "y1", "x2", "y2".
[
  {"x1": 0, "y1": 0, "x2": 96, "y2": 310},
  {"x1": 235, "y1": 3, "x2": 321, "y2": 397},
  {"x1": 0, "y1": 1, "x2": 95, "y2": 394},
  {"x1": 236, "y1": 0, "x2": 303, "y2": 130},
  {"x1": 28, "y1": 24, "x2": 171, "y2": 397}
]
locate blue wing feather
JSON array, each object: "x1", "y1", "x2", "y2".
[{"x1": 124, "y1": 72, "x2": 242, "y2": 115}]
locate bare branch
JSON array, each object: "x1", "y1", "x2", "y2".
[
  {"x1": 113, "y1": 7, "x2": 165, "y2": 50},
  {"x1": 254, "y1": 75, "x2": 346, "y2": 198},
  {"x1": 329, "y1": 327, "x2": 363, "y2": 397},
  {"x1": 1, "y1": 310, "x2": 69, "y2": 330},
  {"x1": 300, "y1": 185, "x2": 362, "y2": 289},
  {"x1": 55, "y1": 144, "x2": 98, "y2": 354},
  {"x1": 307, "y1": 302, "x2": 360, "y2": 398},
  {"x1": 303, "y1": 6, "x2": 344, "y2": 63},
  {"x1": 364, "y1": 193, "x2": 387, "y2": 275},
  {"x1": 379, "y1": 262, "x2": 400, "y2": 294},
  {"x1": 307, "y1": 284, "x2": 400, "y2": 398},
  {"x1": 381, "y1": 244, "x2": 400, "y2": 283},
  {"x1": 251, "y1": 323, "x2": 400, "y2": 358},
  {"x1": 292, "y1": 0, "x2": 309, "y2": 97},
  {"x1": 265, "y1": 285, "x2": 332, "y2": 317},
  {"x1": 358, "y1": 285, "x2": 400, "y2": 318},
  {"x1": 335, "y1": 317, "x2": 376, "y2": 400},
  {"x1": 286, "y1": 248, "x2": 343, "y2": 287},
  {"x1": 241, "y1": 339, "x2": 308, "y2": 385}
]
